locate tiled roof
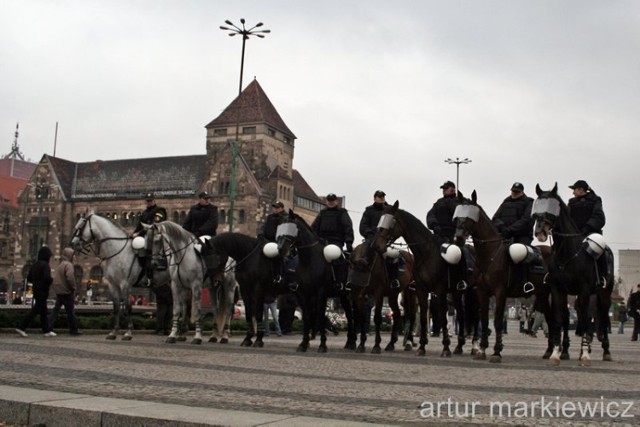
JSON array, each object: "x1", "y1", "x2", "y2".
[
  {"x1": 205, "y1": 79, "x2": 296, "y2": 138},
  {"x1": 292, "y1": 169, "x2": 321, "y2": 202},
  {"x1": 0, "y1": 175, "x2": 27, "y2": 208},
  {"x1": 0, "y1": 158, "x2": 36, "y2": 179},
  {"x1": 48, "y1": 154, "x2": 208, "y2": 200}
]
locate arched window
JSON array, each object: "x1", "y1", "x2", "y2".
[
  {"x1": 89, "y1": 265, "x2": 103, "y2": 284},
  {"x1": 173, "y1": 211, "x2": 180, "y2": 223},
  {"x1": 219, "y1": 209, "x2": 226, "y2": 224},
  {"x1": 73, "y1": 265, "x2": 84, "y2": 287},
  {"x1": 238, "y1": 209, "x2": 246, "y2": 224}
]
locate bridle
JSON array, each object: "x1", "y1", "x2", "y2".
[{"x1": 71, "y1": 214, "x2": 129, "y2": 261}]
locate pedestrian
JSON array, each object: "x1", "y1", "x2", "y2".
[
  {"x1": 628, "y1": 284, "x2": 640, "y2": 341},
  {"x1": 49, "y1": 247, "x2": 81, "y2": 336},
  {"x1": 617, "y1": 302, "x2": 628, "y2": 334},
  {"x1": 15, "y1": 246, "x2": 56, "y2": 337},
  {"x1": 263, "y1": 292, "x2": 282, "y2": 337},
  {"x1": 518, "y1": 303, "x2": 529, "y2": 334}
]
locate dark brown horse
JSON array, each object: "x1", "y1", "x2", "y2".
[
  {"x1": 370, "y1": 201, "x2": 476, "y2": 357},
  {"x1": 347, "y1": 243, "x2": 415, "y2": 353},
  {"x1": 453, "y1": 190, "x2": 569, "y2": 362},
  {"x1": 532, "y1": 183, "x2": 613, "y2": 366}
]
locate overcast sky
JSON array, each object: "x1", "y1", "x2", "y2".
[{"x1": 2, "y1": 1, "x2": 640, "y2": 290}]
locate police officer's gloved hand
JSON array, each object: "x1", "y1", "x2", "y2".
[
  {"x1": 433, "y1": 226, "x2": 442, "y2": 236},
  {"x1": 501, "y1": 228, "x2": 512, "y2": 238},
  {"x1": 346, "y1": 244, "x2": 353, "y2": 253}
]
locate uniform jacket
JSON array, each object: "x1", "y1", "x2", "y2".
[
  {"x1": 311, "y1": 206, "x2": 354, "y2": 248},
  {"x1": 183, "y1": 203, "x2": 218, "y2": 237},
  {"x1": 261, "y1": 212, "x2": 287, "y2": 242},
  {"x1": 134, "y1": 204, "x2": 167, "y2": 235},
  {"x1": 52, "y1": 247, "x2": 77, "y2": 295},
  {"x1": 426, "y1": 194, "x2": 457, "y2": 239},
  {"x1": 492, "y1": 194, "x2": 534, "y2": 243},
  {"x1": 568, "y1": 192, "x2": 605, "y2": 235},
  {"x1": 359, "y1": 202, "x2": 387, "y2": 240},
  {"x1": 27, "y1": 246, "x2": 53, "y2": 299}
]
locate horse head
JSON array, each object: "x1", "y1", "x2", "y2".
[
  {"x1": 371, "y1": 200, "x2": 401, "y2": 255},
  {"x1": 532, "y1": 183, "x2": 565, "y2": 242}
]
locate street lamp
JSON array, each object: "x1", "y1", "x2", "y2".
[
  {"x1": 444, "y1": 157, "x2": 472, "y2": 193},
  {"x1": 220, "y1": 19, "x2": 270, "y2": 232}
]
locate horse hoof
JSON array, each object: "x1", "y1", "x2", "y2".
[
  {"x1": 166, "y1": 337, "x2": 177, "y2": 344},
  {"x1": 404, "y1": 344, "x2": 412, "y2": 351},
  {"x1": 560, "y1": 352, "x2": 570, "y2": 360},
  {"x1": 542, "y1": 351, "x2": 552, "y2": 359},
  {"x1": 253, "y1": 340, "x2": 264, "y2": 348},
  {"x1": 121, "y1": 335, "x2": 132, "y2": 341},
  {"x1": 489, "y1": 355, "x2": 502, "y2": 363},
  {"x1": 344, "y1": 342, "x2": 356, "y2": 350},
  {"x1": 356, "y1": 346, "x2": 365, "y2": 354},
  {"x1": 208, "y1": 337, "x2": 218, "y2": 343},
  {"x1": 240, "y1": 339, "x2": 252, "y2": 347},
  {"x1": 579, "y1": 358, "x2": 592, "y2": 367},
  {"x1": 440, "y1": 350, "x2": 452, "y2": 358},
  {"x1": 473, "y1": 352, "x2": 486, "y2": 361},
  {"x1": 603, "y1": 353, "x2": 613, "y2": 362},
  {"x1": 317, "y1": 346, "x2": 327, "y2": 353},
  {"x1": 371, "y1": 347, "x2": 381, "y2": 354},
  {"x1": 296, "y1": 345, "x2": 307, "y2": 352},
  {"x1": 470, "y1": 348, "x2": 477, "y2": 356},
  {"x1": 416, "y1": 349, "x2": 426, "y2": 357},
  {"x1": 190, "y1": 338, "x2": 202, "y2": 345},
  {"x1": 384, "y1": 344, "x2": 395, "y2": 352},
  {"x1": 106, "y1": 334, "x2": 116, "y2": 340},
  {"x1": 176, "y1": 336, "x2": 187, "y2": 342},
  {"x1": 453, "y1": 346, "x2": 463, "y2": 355},
  {"x1": 220, "y1": 338, "x2": 229, "y2": 344},
  {"x1": 548, "y1": 357, "x2": 560, "y2": 366}
]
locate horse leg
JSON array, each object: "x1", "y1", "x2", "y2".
[
  {"x1": 577, "y1": 292, "x2": 592, "y2": 366},
  {"x1": 297, "y1": 298, "x2": 311, "y2": 352},
  {"x1": 190, "y1": 286, "x2": 203, "y2": 345},
  {"x1": 548, "y1": 291, "x2": 567, "y2": 366},
  {"x1": 240, "y1": 300, "x2": 254, "y2": 347},
  {"x1": 489, "y1": 295, "x2": 506, "y2": 363},
  {"x1": 122, "y1": 292, "x2": 134, "y2": 341},
  {"x1": 474, "y1": 290, "x2": 489, "y2": 360},
  {"x1": 355, "y1": 294, "x2": 367, "y2": 353},
  {"x1": 371, "y1": 298, "x2": 382, "y2": 354},
  {"x1": 452, "y1": 293, "x2": 464, "y2": 355},
  {"x1": 599, "y1": 293, "x2": 613, "y2": 361},
  {"x1": 253, "y1": 300, "x2": 265, "y2": 348},
  {"x1": 385, "y1": 291, "x2": 401, "y2": 352},
  {"x1": 107, "y1": 297, "x2": 120, "y2": 340},
  {"x1": 439, "y1": 294, "x2": 451, "y2": 357},
  {"x1": 166, "y1": 289, "x2": 182, "y2": 344},
  {"x1": 176, "y1": 300, "x2": 189, "y2": 342},
  {"x1": 416, "y1": 292, "x2": 429, "y2": 356},
  {"x1": 317, "y1": 294, "x2": 329, "y2": 353},
  {"x1": 341, "y1": 292, "x2": 357, "y2": 350}
]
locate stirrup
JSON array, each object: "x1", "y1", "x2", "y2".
[
  {"x1": 344, "y1": 282, "x2": 352, "y2": 292},
  {"x1": 407, "y1": 280, "x2": 416, "y2": 291},
  {"x1": 273, "y1": 275, "x2": 283, "y2": 285},
  {"x1": 456, "y1": 280, "x2": 468, "y2": 291},
  {"x1": 523, "y1": 282, "x2": 535, "y2": 294},
  {"x1": 288, "y1": 282, "x2": 299, "y2": 292},
  {"x1": 390, "y1": 279, "x2": 400, "y2": 289},
  {"x1": 334, "y1": 282, "x2": 344, "y2": 291}
]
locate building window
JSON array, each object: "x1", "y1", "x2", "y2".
[
  {"x1": 284, "y1": 136, "x2": 291, "y2": 145},
  {"x1": 172, "y1": 211, "x2": 180, "y2": 223},
  {"x1": 267, "y1": 128, "x2": 276, "y2": 137},
  {"x1": 214, "y1": 128, "x2": 228, "y2": 136},
  {"x1": 219, "y1": 209, "x2": 226, "y2": 224},
  {"x1": 242, "y1": 126, "x2": 256, "y2": 135},
  {"x1": 89, "y1": 265, "x2": 103, "y2": 284},
  {"x1": 2, "y1": 213, "x2": 9, "y2": 233},
  {"x1": 73, "y1": 265, "x2": 84, "y2": 286},
  {"x1": 238, "y1": 209, "x2": 246, "y2": 224}
]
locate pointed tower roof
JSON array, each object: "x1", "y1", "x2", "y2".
[{"x1": 206, "y1": 79, "x2": 296, "y2": 138}]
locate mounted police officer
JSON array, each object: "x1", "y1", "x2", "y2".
[
  {"x1": 427, "y1": 181, "x2": 468, "y2": 290},
  {"x1": 493, "y1": 182, "x2": 540, "y2": 291},
  {"x1": 312, "y1": 193, "x2": 354, "y2": 289},
  {"x1": 131, "y1": 193, "x2": 167, "y2": 285},
  {"x1": 183, "y1": 191, "x2": 219, "y2": 284},
  {"x1": 259, "y1": 201, "x2": 292, "y2": 288},
  {"x1": 359, "y1": 190, "x2": 402, "y2": 288},
  {"x1": 567, "y1": 179, "x2": 611, "y2": 284}
]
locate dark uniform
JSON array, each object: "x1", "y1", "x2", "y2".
[
  {"x1": 313, "y1": 194, "x2": 354, "y2": 288},
  {"x1": 261, "y1": 210, "x2": 287, "y2": 242},
  {"x1": 426, "y1": 194, "x2": 457, "y2": 240},
  {"x1": 133, "y1": 194, "x2": 167, "y2": 285},
  {"x1": 629, "y1": 287, "x2": 640, "y2": 341},
  {"x1": 359, "y1": 202, "x2": 387, "y2": 240},
  {"x1": 134, "y1": 204, "x2": 167, "y2": 236},
  {"x1": 492, "y1": 184, "x2": 534, "y2": 245},
  {"x1": 183, "y1": 193, "x2": 218, "y2": 237}
]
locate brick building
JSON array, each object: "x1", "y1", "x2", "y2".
[{"x1": 3, "y1": 80, "x2": 325, "y2": 299}]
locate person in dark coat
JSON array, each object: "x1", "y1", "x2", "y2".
[
  {"x1": 567, "y1": 180, "x2": 605, "y2": 236},
  {"x1": 492, "y1": 182, "x2": 534, "y2": 245},
  {"x1": 260, "y1": 201, "x2": 287, "y2": 242},
  {"x1": 131, "y1": 193, "x2": 167, "y2": 238},
  {"x1": 152, "y1": 283, "x2": 173, "y2": 335},
  {"x1": 426, "y1": 181, "x2": 458, "y2": 241},
  {"x1": 359, "y1": 190, "x2": 388, "y2": 241},
  {"x1": 183, "y1": 192, "x2": 218, "y2": 237},
  {"x1": 312, "y1": 193, "x2": 354, "y2": 289},
  {"x1": 16, "y1": 246, "x2": 56, "y2": 337},
  {"x1": 628, "y1": 284, "x2": 640, "y2": 341}
]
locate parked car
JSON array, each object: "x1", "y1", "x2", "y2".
[
  {"x1": 370, "y1": 306, "x2": 393, "y2": 325},
  {"x1": 568, "y1": 307, "x2": 578, "y2": 330}
]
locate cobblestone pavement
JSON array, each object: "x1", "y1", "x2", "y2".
[{"x1": 1, "y1": 323, "x2": 638, "y2": 426}]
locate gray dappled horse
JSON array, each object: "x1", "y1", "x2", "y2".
[
  {"x1": 71, "y1": 213, "x2": 169, "y2": 340},
  {"x1": 145, "y1": 221, "x2": 207, "y2": 344}
]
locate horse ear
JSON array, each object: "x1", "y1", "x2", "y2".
[
  {"x1": 471, "y1": 190, "x2": 477, "y2": 203},
  {"x1": 552, "y1": 182, "x2": 558, "y2": 194},
  {"x1": 393, "y1": 200, "x2": 399, "y2": 210},
  {"x1": 457, "y1": 190, "x2": 464, "y2": 201},
  {"x1": 535, "y1": 184, "x2": 542, "y2": 196}
]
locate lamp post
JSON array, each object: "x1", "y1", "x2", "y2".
[
  {"x1": 220, "y1": 19, "x2": 270, "y2": 232},
  {"x1": 444, "y1": 157, "x2": 472, "y2": 193}
]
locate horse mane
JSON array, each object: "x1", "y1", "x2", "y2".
[
  {"x1": 211, "y1": 232, "x2": 258, "y2": 255},
  {"x1": 288, "y1": 210, "x2": 319, "y2": 238},
  {"x1": 157, "y1": 221, "x2": 194, "y2": 244},
  {"x1": 92, "y1": 213, "x2": 129, "y2": 235}
]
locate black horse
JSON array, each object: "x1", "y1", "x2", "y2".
[
  {"x1": 532, "y1": 183, "x2": 613, "y2": 366},
  {"x1": 276, "y1": 210, "x2": 355, "y2": 353},
  {"x1": 370, "y1": 201, "x2": 478, "y2": 357},
  {"x1": 347, "y1": 243, "x2": 415, "y2": 353},
  {"x1": 205, "y1": 232, "x2": 284, "y2": 348},
  {"x1": 454, "y1": 190, "x2": 570, "y2": 362}
]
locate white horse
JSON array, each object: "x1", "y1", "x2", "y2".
[
  {"x1": 71, "y1": 213, "x2": 169, "y2": 340},
  {"x1": 208, "y1": 258, "x2": 239, "y2": 343},
  {"x1": 145, "y1": 221, "x2": 207, "y2": 344}
]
